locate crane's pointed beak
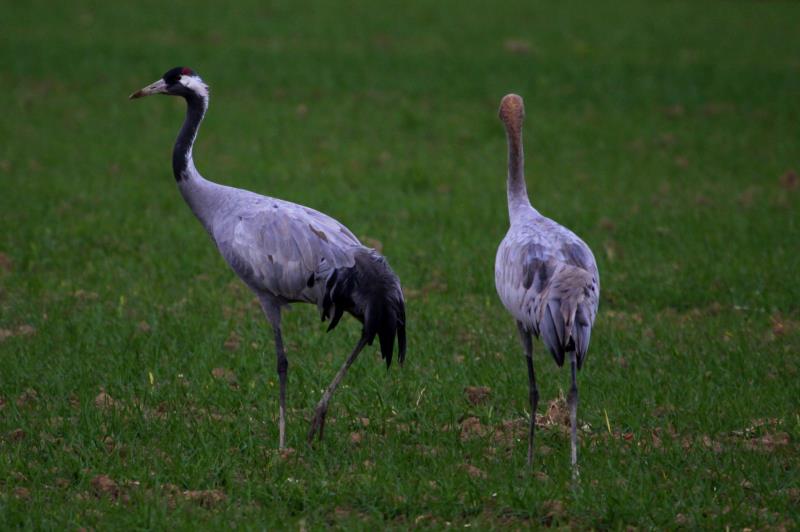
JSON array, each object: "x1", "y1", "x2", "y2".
[{"x1": 129, "y1": 79, "x2": 168, "y2": 100}]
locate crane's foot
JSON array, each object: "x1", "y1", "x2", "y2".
[{"x1": 307, "y1": 404, "x2": 328, "y2": 444}]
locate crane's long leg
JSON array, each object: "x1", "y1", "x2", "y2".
[
  {"x1": 567, "y1": 350, "x2": 579, "y2": 476},
  {"x1": 259, "y1": 297, "x2": 288, "y2": 449},
  {"x1": 517, "y1": 321, "x2": 538, "y2": 468},
  {"x1": 307, "y1": 336, "x2": 368, "y2": 443}
]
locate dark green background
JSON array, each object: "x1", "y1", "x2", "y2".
[{"x1": 1, "y1": 1, "x2": 798, "y2": 528}]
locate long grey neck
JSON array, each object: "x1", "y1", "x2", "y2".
[
  {"x1": 505, "y1": 124, "x2": 532, "y2": 219},
  {"x1": 172, "y1": 92, "x2": 222, "y2": 236},
  {"x1": 173, "y1": 92, "x2": 207, "y2": 181}
]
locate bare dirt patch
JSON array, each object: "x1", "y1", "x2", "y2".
[
  {"x1": 504, "y1": 39, "x2": 534, "y2": 54},
  {"x1": 279, "y1": 447, "x2": 296, "y2": 460},
  {"x1": 464, "y1": 386, "x2": 491, "y2": 405},
  {"x1": 779, "y1": 170, "x2": 798, "y2": 191},
  {"x1": 91, "y1": 475, "x2": 118, "y2": 496},
  {"x1": 0, "y1": 324, "x2": 36, "y2": 342},
  {"x1": 462, "y1": 396, "x2": 573, "y2": 448},
  {"x1": 211, "y1": 367, "x2": 238, "y2": 388},
  {"x1": 94, "y1": 391, "x2": 116, "y2": 410},
  {"x1": 492, "y1": 418, "x2": 527, "y2": 447},
  {"x1": 598, "y1": 217, "x2": 616, "y2": 231},
  {"x1": 462, "y1": 464, "x2": 487, "y2": 479},
  {"x1": 223, "y1": 331, "x2": 242, "y2": 351},
  {"x1": 163, "y1": 484, "x2": 227, "y2": 509},
  {"x1": 459, "y1": 416, "x2": 488, "y2": 441},
  {"x1": 744, "y1": 432, "x2": 790, "y2": 452},
  {"x1": 541, "y1": 499, "x2": 567, "y2": 526},
  {"x1": 538, "y1": 396, "x2": 570, "y2": 433},
  {"x1": 182, "y1": 489, "x2": 227, "y2": 508},
  {"x1": 7, "y1": 428, "x2": 26, "y2": 442},
  {"x1": 0, "y1": 252, "x2": 12, "y2": 272},
  {"x1": 72, "y1": 289, "x2": 99, "y2": 301},
  {"x1": 16, "y1": 388, "x2": 38, "y2": 408},
  {"x1": 730, "y1": 418, "x2": 793, "y2": 453}
]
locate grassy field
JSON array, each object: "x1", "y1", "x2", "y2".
[{"x1": 2, "y1": 0, "x2": 799, "y2": 528}]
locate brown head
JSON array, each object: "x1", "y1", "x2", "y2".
[
  {"x1": 498, "y1": 94, "x2": 528, "y2": 209},
  {"x1": 498, "y1": 93, "x2": 525, "y2": 130}
]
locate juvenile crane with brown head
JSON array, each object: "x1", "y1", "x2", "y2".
[{"x1": 494, "y1": 94, "x2": 600, "y2": 474}]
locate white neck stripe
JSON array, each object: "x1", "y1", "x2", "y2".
[{"x1": 180, "y1": 75, "x2": 210, "y2": 101}]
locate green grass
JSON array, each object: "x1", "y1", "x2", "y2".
[{"x1": 2, "y1": 0, "x2": 799, "y2": 528}]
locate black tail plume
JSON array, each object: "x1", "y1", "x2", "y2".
[{"x1": 321, "y1": 248, "x2": 406, "y2": 367}]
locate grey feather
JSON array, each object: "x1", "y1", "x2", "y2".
[
  {"x1": 495, "y1": 187, "x2": 600, "y2": 368},
  {"x1": 181, "y1": 183, "x2": 407, "y2": 365},
  {"x1": 496, "y1": 214, "x2": 600, "y2": 367},
  {"x1": 133, "y1": 68, "x2": 406, "y2": 448},
  {"x1": 495, "y1": 92, "x2": 598, "y2": 469}
]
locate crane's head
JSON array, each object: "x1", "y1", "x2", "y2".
[
  {"x1": 498, "y1": 94, "x2": 524, "y2": 127},
  {"x1": 129, "y1": 67, "x2": 209, "y2": 101}
]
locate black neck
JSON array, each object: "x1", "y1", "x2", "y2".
[{"x1": 172, "y1": 92, "x2": 206, "y2": 181}]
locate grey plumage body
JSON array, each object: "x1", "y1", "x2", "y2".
[
  {"x1": 131, "y1": 67, "x2": 405, "y2": 448},
  {"x1": 495, "y1": 209, "x2": 599, "y2": 367},
  {"x1": 494, "y1": 94, "x2": 599, "y2": 472},
  {"x1": 184, "y1": 178, "x2": 361, "y2": 305}
]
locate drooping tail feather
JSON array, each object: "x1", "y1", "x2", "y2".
[
  {"x1": 537, "y1": 265, "x2": 597, "y2": 369},
  {"x1": 321, "y1": 248, "x2": 406, "y2": 367}
]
